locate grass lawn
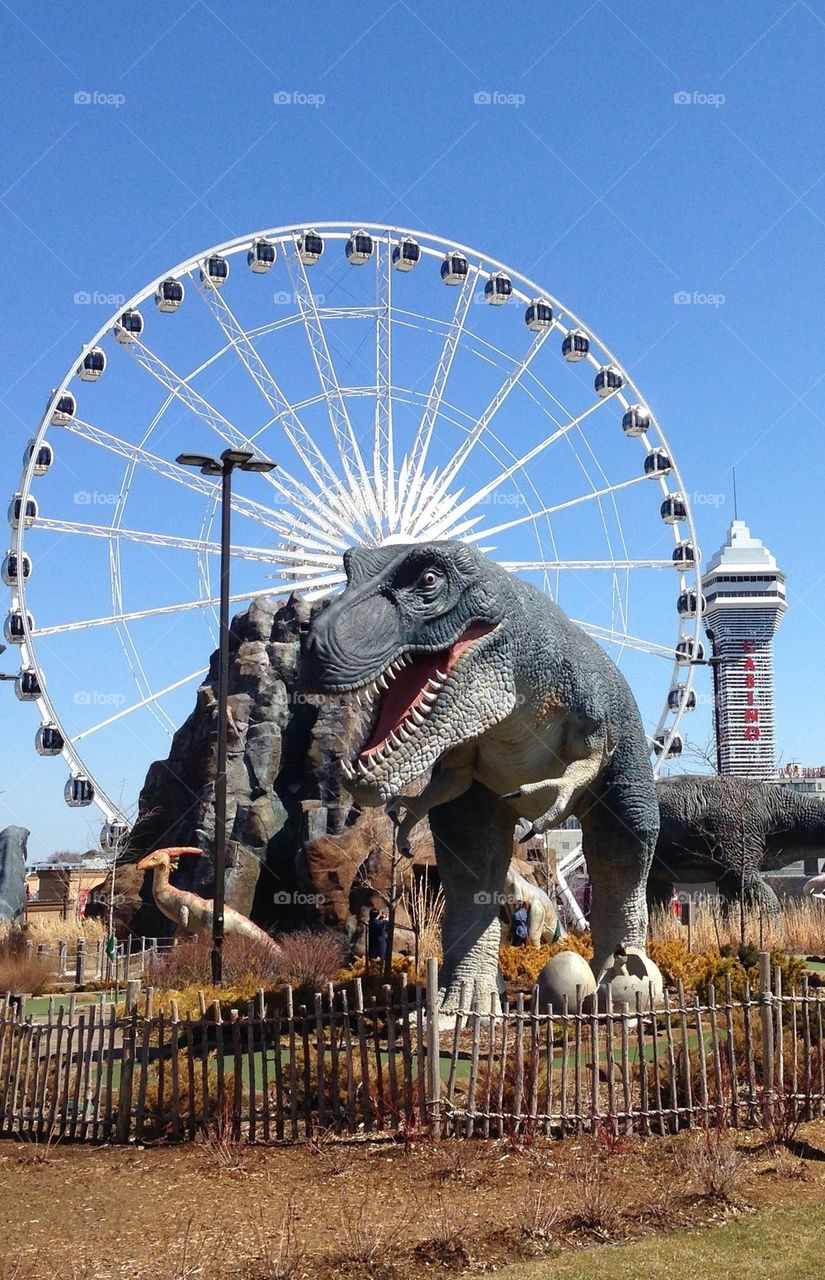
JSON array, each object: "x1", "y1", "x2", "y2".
[{"x1": 498, "y1": 1201, "x2": 825, "y2": 1280}]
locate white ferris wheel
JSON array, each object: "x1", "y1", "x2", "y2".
[{"x1": 5, "y1": 223, "x2": 703, "y2": 854}]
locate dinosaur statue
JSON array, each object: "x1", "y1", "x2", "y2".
[
  {"x1": 649, "y1": 775, "x2": 825, "y2": 916},
  {"x1": 304, "y1": 540, "x2": 658, "y2": 1010},
  {"x1": 501, "y1": 862, "x2": 564, "y2": 947},
  {"x1": 136, "y1": 847, "x2": 281, "y2": 954}
]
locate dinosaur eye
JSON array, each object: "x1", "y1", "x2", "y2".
[{"x1": 418, "y1": 569, "x2": 441, "y2": 590}]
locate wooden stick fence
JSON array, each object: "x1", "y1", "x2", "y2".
[{"x1": 1, "y1": 954, "x2": 823, "y2": 1144}]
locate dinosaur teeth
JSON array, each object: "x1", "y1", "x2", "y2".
[
  {"x1": 435, "y1": 668, "x2": 448, "y2": 681},
  {"x1": 410, "y1": 707, "x2": 426, "y2": 726},
  {"x1": 421, "y1": 689, "x2": 438, "y2": 704}
]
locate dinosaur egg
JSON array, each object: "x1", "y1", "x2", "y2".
[
  {"x1": 537, "y1": 951, "x2": 596, "y2": 1013},
  {"x1": 596, "y1": 946, "x2": 663, "y2": 1011}
]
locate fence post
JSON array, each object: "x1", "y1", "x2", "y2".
[
  {"x1": 425, "y1": 957, "x2": 441, "y2": 1139},
  {"x1": 75, "y1": 941, "x2": 86, "y2": 988},
  {"x1": 58, "y1": 941, "x2": 67, "y2": 977},
  {"x1": 125, "y1": 979, "x2": 141, "y2": 1016},
  {"x1": 759, "y1": 951, "x2": 774, "y2": 1097}
]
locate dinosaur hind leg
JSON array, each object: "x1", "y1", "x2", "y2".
[{"x1": 429, "y1": 780, "x2": 516, "y2": 1014}]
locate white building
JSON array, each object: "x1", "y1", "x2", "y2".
[{"x1": 702, "y1": 520, "x2": 787, "y2": 779}]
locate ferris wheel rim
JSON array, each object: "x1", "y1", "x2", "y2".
[{"x1": 9, "y1": 221, "x2": 703, "y2": 833}]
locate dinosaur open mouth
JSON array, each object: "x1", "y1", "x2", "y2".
[{"x1": 349, "y1": 623, "x2": 496, "y2": 772}]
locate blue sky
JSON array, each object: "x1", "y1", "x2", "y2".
[{"x1": 1, "y1": 1, "x2": 824, "y2": 860}]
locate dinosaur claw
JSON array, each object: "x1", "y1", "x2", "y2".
[
  {"x1": 519, "y1": 825, "x2": 537, "y2": 844},
  {"x1": 500, "y1": 789, "x2": 522, "y2": 801}
]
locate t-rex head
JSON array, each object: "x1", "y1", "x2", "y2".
[{"x1": 303, "y1": 541, "x2": 518, "y2": 804}]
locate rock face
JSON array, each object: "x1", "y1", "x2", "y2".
[
  {"x1": 0, "y1": 826, "x2": 28, "y2": 922},
  {"x1": 123, "y1": 595, "x2": 421, "y2": 943}
]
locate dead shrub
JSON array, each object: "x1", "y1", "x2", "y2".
[
  {"x1": 521, "y1": 1185, "x2": 563, "y2": 1243},
  {"x1": 243, "y1": 1202, "x2": 301, "y2": 1280},
  {"x1": 145, "y1": 929, "x2": 279, "y2": 991},
  {"x1": 270, "y1": 929, "x2": 348, "y2": 990},
  {"x1": 686, "y1": 1128, "x2": 745, "y2": 1203},
  {"x1": 571, "y1": 1158, "x2": 625, "y2": 1240},
  {"x1": 414, "y1": 1194, "x2": 471, "y2": 1270},
  {"x1": 761, "y1": 1086, "x2": 805, "y2": 1151},
  {"x1": 429, "y1": 1141, "x2": 492, "y2": 1187},
  {"x1": 338, "y1": 1196, "x2": 410, "y2": 1266},
  {"x1": 0, "y1": 930, "x2": 51, "y2": 997}
]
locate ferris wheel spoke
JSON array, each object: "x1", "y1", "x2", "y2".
[
  {"x1": 57, "y1": 414, "x2": 313, "y2": 538},
  {"x1": 32, "y1": 575, "x2": 346, "y2": 639},
  {"x1": 499, "y1": 558, "x2": 676, "y2": 571},
  {"x1": 121, "y1": 331, "x2": 341, "y2": 541},
  {"x1": 284, "y1": 238, "x2": 382, "y2": 528},
  {"x1": 33, "y1": 516, "x2": 292, "y2": 564},
  {"x1": 73, "y1": 667, "x2": 209, "y2": 743},
  {"x1": 194, "y1": 274, "x2": 373, "y2": 543},
  {"x1": 413, "y1": 327, "x2": 557, "y2": 534},
  {"x1": 421, "y1": 395, "x2": 615, "y2": 540},
  {"x1": 397, "y1": 273, "x2": 476, "y2": 530},
  {"x1": 461, "y1": 472, "x2": 653, "y2": 543},
  {"x1": 373, "y1": 238, "x2": 396, "y2": 524},
  {"x1": 571, "y1": 621, "x2": 676, "y2": 660}
]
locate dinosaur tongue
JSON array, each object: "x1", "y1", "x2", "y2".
[{"x1": 359, "y1": 623, "x2": 493, "y2": 756}]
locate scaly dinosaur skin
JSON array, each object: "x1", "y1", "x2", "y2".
[
  {"x1": 305, "y1": 541, "x2": 658, "y2": 1009},
  {"x1": 650, "y1": 776, "x2": 825, "y2": 916},
  {"x1": 136, "y1": 847, "x2": 281, "y2": 955}
]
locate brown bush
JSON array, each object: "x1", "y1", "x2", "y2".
[
  {"x1": 145, "y1": 929, "x2": 280, "y2": 992},
  {"x1": 0, "y1": 931, "x2": 51, "y2": 996},
  {"x1": 270, "y1": 929, "x2": 348, "y2": 990},
  {"x1": 686, "y1": 1128, "x2": 745, "y2": 1203}
]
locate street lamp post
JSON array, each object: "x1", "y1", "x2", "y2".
[{"x1": 176, "y1": 448, "x2": 275, "y2": 983}]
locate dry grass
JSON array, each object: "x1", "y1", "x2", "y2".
[
  {"x1": 22, "y1": 917, "x2": 106, "y2": 944},
  {"x1": 400, "y1": 872, "x2": 444, "y2": 970},
  {"x1": 649, "y1": 897, "x2": 825, "y2": 955},
  {"x1": 338, "y1": 1195, "x2": 411, "y2": 1266}
]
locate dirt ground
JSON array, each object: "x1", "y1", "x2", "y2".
[{"x1": 4, "y1": 1121, "x2": 825, "y2": 1279}]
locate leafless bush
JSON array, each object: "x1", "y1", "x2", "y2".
[
  {"x1": 429, "y1": 1141, "x2": 492, "y2": 1187},
  {"x1": 413, "y1": 1194, "x2": 471, "y2": 1270},
  {"x1": 244, "y1": 1202, "x2": 301, "y2": 1280},
  {"x1": 687, "y1": 1128, "x2": 745, "y2": 1203},
  {"x1": 307, "y1": 1127, "x2": 352, "y2": 1176},
  {"x1": 571, "y1": 1159, "x2": 625, "y2": 1240},
  {"x1": 199, "y1": 1094, "x2": 248, "y2": 1172},
  {"x1": 521, "y1": 1185, "x2": 563, "y2": 1242},
  {"x1": 145, "y1": 928, "x2": 279, "y2": 990},
  {"x1": 14, "y1": 1129, "x2": 61, "y2": 1166},
  {"x1": 270, "y1": 929, "x2": 348, "y2": 989},
  {"x1": 761, "y1": 1086, "x2": 805, "y2": 1151},
  {"x1": 339, "y1": 1196, "x2": 410, "y2": 1265},
  {"x1": 0, "y1": 929, "x2": 51, "y2": 996}
]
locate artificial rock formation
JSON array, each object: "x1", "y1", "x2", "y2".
[
  {"x1": 123, "y1": 594, "x2": 427, "y2": 944},
  {"x1": 0, "y1": 825, "x2": 28, "y2": 922}
]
